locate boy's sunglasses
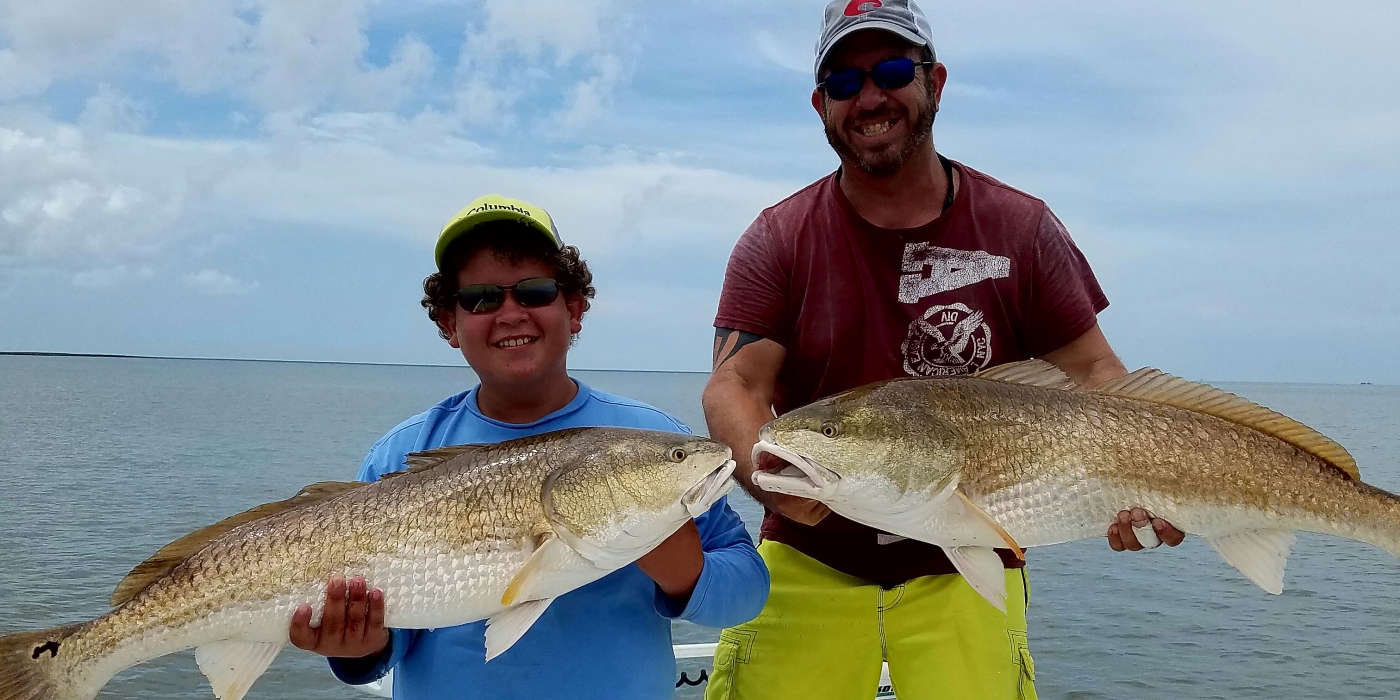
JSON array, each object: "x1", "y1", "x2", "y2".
[
  {"x1": 818, "y1": 57, "x2": 934, "y2": 101},
  {"x1": 455, "y1": 277, "x2": 560, "y2": 314}
]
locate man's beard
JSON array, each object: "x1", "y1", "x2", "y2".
[{"x1": 823, "y1": 89, "x2": 938, "y2": 178}]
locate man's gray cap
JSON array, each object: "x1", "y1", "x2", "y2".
[{"x1": 815, "y1": 0, "x2": 935, "y2": 82}]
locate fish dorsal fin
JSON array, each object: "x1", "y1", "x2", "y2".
[
  {"x1": 1094, "y1": 369, "x2": 1359, "y2": 480},
  {"x1": 973, "y1": 359, "x2": 1080, "y2": 390},
  {"x1": 403, "y1": 443, "x2": 492, "y2": 472},
  {"x1": 110, "y1": 481, "x2": 366, "y2": 607}
]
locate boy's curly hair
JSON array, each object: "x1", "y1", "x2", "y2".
[{"x1": 422, "y1": 221, "x2": 596, "y2": 340}]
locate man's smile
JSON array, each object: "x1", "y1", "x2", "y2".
[{"x1": 854, "y1": 118, "x2": 897, "y2": 137}]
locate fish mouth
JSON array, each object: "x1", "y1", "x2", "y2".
[
  {"x1": 749, "y1": 439, "x2": 840, "y2": 499},
  {"x1": 681, "y1": 459, "x2": 737, "y2": 517}
]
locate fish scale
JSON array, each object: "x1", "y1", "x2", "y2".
[{"x1": 0, "y1": 427, "x2": 735, "y2": 700}]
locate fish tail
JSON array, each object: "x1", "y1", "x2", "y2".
[{"x1": 0, "y1": 624, "x2": 91, "y2": 700}]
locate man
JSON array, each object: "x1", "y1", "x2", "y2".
[
  {"x1": 703, "y1": 2, "x2": 1183, "y2": 699},
  {"x1": 287, "y1": 194, "x2": 769, "y2": 699}
]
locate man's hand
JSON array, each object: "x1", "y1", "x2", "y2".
[
  {"x1": 289, "y1": 576, "x2": 390, "y2": 659},
  {"x1": 765, "y1": 492, "x2": 832, "y2": 527},
  {"x1": 1107, "y1": 508, "x2": 1186, "y2": 551},
  {"x1": 636, "y1": 520, "x2": 705, "y2": 602},
  {"x1": 752, "y1": 450, "x2": 831, "y2": 527}
]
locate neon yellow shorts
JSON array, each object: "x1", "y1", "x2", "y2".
[{"x1": 706, "y1": 540, "x2": 1036, "y2": 700}]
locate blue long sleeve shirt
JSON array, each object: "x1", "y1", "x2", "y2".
[{"x1": 328, "y1": 379, "x2": 768, "y2": 699}]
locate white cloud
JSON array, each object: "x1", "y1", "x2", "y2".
[
  {"x1": 243, "y1": 1, "x2": 434, "y2": 112},
  {"x1": 753, "y1": 29, "x2": 809, "y2": 75},
  {"x1": 79, "y1": 85, "x2": 149, "y2": 133},
  {"x1": 0, "y1": 0, "x2": 433, "y2": 114},
  {"x1": 456, "y1": 0, "x2": 633, "y2": 130},
  {"x1": 0, "y1": 0, "x2": 255, "y2": 98},
  {"x1": 471, "y1": 0, "x2": 617, "y2": 63},
  {"x1": 556, "y1": 53, "x2": 625, "y2": 129},
  {"x1": 182, "y1": 268, "x2": 258, "y2": 296},
  {"x1": 72, "y1": 264, "x2": 153, "y2": 289},
  {"x1": 455, "y1": 77, "x2": 517, "y2": 127},
  {"x1": 0, "y1": 48, "x2": 50, "y2": 100},
  {"x1": 0, "y1": 121, "x2": 193, "y2": 261}
]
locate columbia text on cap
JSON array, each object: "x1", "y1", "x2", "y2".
[
  {"x1": 434, "y1": 194, "x2": 563, "y2": 272},
  {"x1": 815, "y1": 0, "x2": 936, "y2": 81}
]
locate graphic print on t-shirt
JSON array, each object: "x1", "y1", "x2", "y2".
[
  {"x1": 901, "y1": 302, "x2": 994, "y2": 376},
  {"x1": 897, "y1": 243, "x2": 1010, "y2": 304}
]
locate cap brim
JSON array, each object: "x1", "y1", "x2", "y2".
[{"x1": 815, "y1": 22, "x2": 929, "y2": 80}]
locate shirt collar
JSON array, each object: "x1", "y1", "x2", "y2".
[{"x1": 464, "y1": 378, "x2": 591, "y2": 429}]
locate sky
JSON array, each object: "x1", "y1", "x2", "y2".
[{"x1": 1, "y1": 0, "x2": 1397, "y2": 383}]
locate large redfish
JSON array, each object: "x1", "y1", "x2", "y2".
[
  {"x1": 752, "y1": 360, "x2": 1398, "y2": 610},
  {"x1": 0, "y1": 427, "x2": 735, "y2": 700}
]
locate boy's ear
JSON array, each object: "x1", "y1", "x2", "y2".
[
  {"x1": 566, "y1": 294, "x2": 585, "y2": 335},
  {"x1": 441, "y1": 311, "x2": 460, "y2": 349}
]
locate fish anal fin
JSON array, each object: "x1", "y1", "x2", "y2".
[
  {"x1": 485, "y1": 598, "x2": 554, "y2": 661},
  {"x1": 945, "y1": 547, "x2": 1008, "y2": 612},
  {"x1": 110, "y1": 481, "x2": 367, "y2": 607},
  {"x1": 1094, "y1": 369, "x2": 1359, "y2": 480},
  {"x1": 195, "y1": 641, "x2": 283, "y2": 700},
  {"x1": 403, "y1": 443, "x2": 493, "y2": 472},
  {"x1": 1204, "y1": 529, "x2": 1296, "y2": 595},
  {"x1": 973, "y1": 360, "x2": 1079, "y2": 391}
]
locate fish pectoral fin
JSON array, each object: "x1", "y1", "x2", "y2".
[
  {"x1": 485, "y1": 598, "x2": 555, "y2": 661},
  {"x1": 195, "y1": 641, "x2": 284, "y2": 700},
  {"x1": 1205, "y1": 529, "x2": 1297, "y2": 595},
  {"x1": 945, "y1": 546, "x2": 1008, "y2": 613},
  {"x1": 503, "y1": 533, "x2": 559, "y2": 605},
  {"x1": 949, "y1": 491, "x2": 1024, "y2": 560},
  {"x1": 503, "y1": 533, "x2": 602, "y2": 605}
]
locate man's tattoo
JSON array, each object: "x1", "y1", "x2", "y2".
[{"x1": 713, "y1": 328, "x2": 764, "y2": 369}]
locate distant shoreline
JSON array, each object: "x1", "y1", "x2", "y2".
[
  {"x1": 1, "y1": 352, "x2": 1387, "y2": 385},
  {"x1": 0, "y1": 351, "x2": 710, "y2": 375}
]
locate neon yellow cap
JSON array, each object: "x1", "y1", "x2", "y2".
[{"x1": 435, "y1": 194, "x2": 563, "y2": 271}]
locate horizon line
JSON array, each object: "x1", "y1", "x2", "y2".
[
  {"x1": 0, "y1": 351, "x2": 1390, "y2": 387},
  {"x1": 0, "y1": 351, "x2": 711, "y2": 375}
]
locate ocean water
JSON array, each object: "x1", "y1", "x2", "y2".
[{"x1": 1, "y1": 355, "x2": 1398, "y2": 699}]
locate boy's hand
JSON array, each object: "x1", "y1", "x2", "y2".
[{"x1": 289, "y1": 576, "x2": 390, "y2": 659}]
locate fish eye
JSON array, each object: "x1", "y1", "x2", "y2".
[
  {"x1": 820, "y1": 422, "x2": 841, "y2": 438},
  {"x1": 668, "y1": 447, "x2": 688, "y2": 462}
]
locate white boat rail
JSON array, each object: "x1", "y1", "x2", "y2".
[{"x1": 352, "y1": 643, "x2": 895, "y2": 698}]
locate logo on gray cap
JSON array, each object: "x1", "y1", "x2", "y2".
[{"x1": 815, "y1": 0, "x2": 935, "y2": 81}]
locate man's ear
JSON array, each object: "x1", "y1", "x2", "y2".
[
  {"x1": 811, "y1": 88, "x2": 825, "y2": 119},
  {"x1": 566, "y1": 294, "x2": 585, "y2": 335},
  {"x1": 930, "y1": 62, "x2": 948, "y2": 110}
]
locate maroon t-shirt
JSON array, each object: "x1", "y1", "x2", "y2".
[{"x1": 715, "y1": 162, "x2": 1109, "y2": 587}]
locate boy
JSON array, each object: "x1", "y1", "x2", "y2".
[{"x1": 291, "y1": 194, "x2": 769, "y2": 699}]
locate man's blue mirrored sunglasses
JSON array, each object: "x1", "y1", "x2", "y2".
[{"x1": 818, "y1": 57, "x2": 934, "y2": 101}]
